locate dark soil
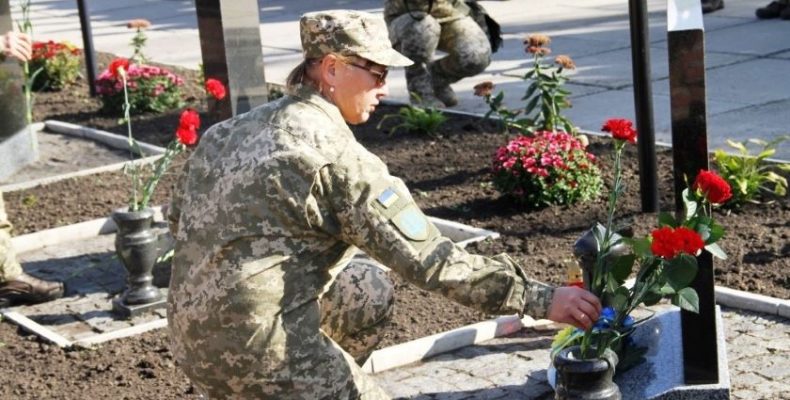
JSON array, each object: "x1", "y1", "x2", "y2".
[{"x1": 1, "y1": 57, "x2": 787, "y2": 399}]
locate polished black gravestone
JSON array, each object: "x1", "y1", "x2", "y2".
[
  {"x1": 0, "y1": 0, "x2": 38, "y2": 180},
  {"x1": 667, "y1": 0, "x2": 721, "y2": 386},
  {"x1": 195, "y1": 0, "x2": 268, "y2": 120}
]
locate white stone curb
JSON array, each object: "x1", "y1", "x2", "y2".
[
  {"x1": 0, "y1": 310, "x2": 73, "y2": 347},
  {"x1": 716, "y1": 286, "x2": 790, "y2": 319},
  {"x1": 11, "y1": 206, "x2": 165, "y2": 254},
  {"x1": 0, "y1": 154, "x2": 163, "y2": 193},
  {"x1": 362, "y1": 315, "x2": 558, "y2": 374},
  {"x1": 45, "y1": 120, "x2": 166, "y2": 156},
  {"x1": 73, "y1": 318, "x2": 169, "y2": 348}
]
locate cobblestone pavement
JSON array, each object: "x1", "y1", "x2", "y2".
[{"x1": 375, "y1": 307, "x2": 790, "y2": 399}]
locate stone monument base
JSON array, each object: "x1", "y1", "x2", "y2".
[
  {"x1": 112, "y1": 296, "x2": 167, "y2": 319},
  {"x1": 617, "y1": 306, "x2": 730, "y2": 399},
  {"x1": 0, "y1": 125, "x2": 38, "y2": 180}
]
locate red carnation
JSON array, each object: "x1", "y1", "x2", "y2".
[
  {"x1": 176, "y1": 108, "x2": 201, "y2": 146},
  {"x1": 650, "y1": 227, "x2": 680, "y2": 259},
  {"x1": 651, "y1": 226, "x2": 704, "y2": 259},
  {"x1": 205, "y1": 78, "x2": 227, "y2": 100},
  {"x1": 692, "y1": 170, "x2": 732, "y2": 204},
  {"x1": 601, "y1": 118, "x2": 637, "y2": 144},
  {"x1": 108, "y1": 58, "x2": 130, "y2": 79},
  {"x1": 176, "y1": 126, "x2": 198, "y2": 146}
]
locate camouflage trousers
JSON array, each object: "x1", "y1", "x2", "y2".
[
  {"x1": 320, "y1": 258, "x2": 395, "y2": 364},
  {"x1": 186, "y1": 259, "x2": 396, "y2": 400},
  {"x1": 388, "y1": 12, "x2": 491, "y2": 101},
  {"x1": 0, "y1": 192, "x2": 22, "y2": 283}
]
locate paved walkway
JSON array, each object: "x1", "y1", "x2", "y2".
[
  {"x1": 15, "y1": 0, "x2": 790, "y2": 160},
  {"x1": 373, "y1": 306, "x2": 790, "y2": 399}
]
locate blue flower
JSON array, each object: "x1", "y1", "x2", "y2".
[
  {"x1": 594, "y1": 306, "x2": 617, "y2": 330},
  {"x1": 623, "y1": 315, "x2": 635, "y2": 328}
]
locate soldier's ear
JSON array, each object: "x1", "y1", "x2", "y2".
[{"x1": 321, "y1": 54, "x2": 340, "y2": 87}]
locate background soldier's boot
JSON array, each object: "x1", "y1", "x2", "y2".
[
  {"x1": 0, "y1": 273, "x2": 64, "y2": 307},
  {"x1": 428, "y1": 62, "x2": 460, "y2": 107},
  {"x1": 405, "y1": 64, "x2": 444, "y2": 108},
  {"x1": 432, "y1": 79, "x2": 459, "y2": 107},
  {"x1": 755, "y1": 0, "x2": 788, "y2": 18}
]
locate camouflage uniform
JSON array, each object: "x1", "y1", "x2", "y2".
[
  {"x1": 0, "y1": 192, "x2": 22, "y2": 282},
  {"x1": 384, "y1": 0, "x2": 491, "y2": 107},
  {"x1": 167, "y1": 10, "x2": 553, "y2": 400}
]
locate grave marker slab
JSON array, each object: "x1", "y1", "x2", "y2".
[
  {"x1": 195, "y1": 0, "x2": 268, "y2": 120},
  {"x1": 667, "y1": 0, "x2": 720, "y2": 385},
  {"x1": 0, "y1": 0, "x2": 38, "y2": 180}
]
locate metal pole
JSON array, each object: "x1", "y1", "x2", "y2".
[
  {"x1": 76, "y1": 0, "x2": 97, "y2": 97},
  {"x1": 627, "y1": 0, "x2": 658, "y2": 212}
]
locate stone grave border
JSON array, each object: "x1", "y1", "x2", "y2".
[{"x1": 0, "y1": 120, "x2": 166, "y2": 193}]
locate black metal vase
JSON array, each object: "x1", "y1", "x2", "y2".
[
  {"x1": 112, "y1": 208, "x2": 162, "y2": 305},
  {"x1": 554, "y1": 345, "x2": 621, "y2": 400}
]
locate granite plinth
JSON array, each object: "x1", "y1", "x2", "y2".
[{"x1": 616, "y1": 306, "x2": 730, "y2": 399}]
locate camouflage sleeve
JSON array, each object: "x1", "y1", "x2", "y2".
[{"x1": 311, "y1": 160, "x2": 554, "y2": 318}]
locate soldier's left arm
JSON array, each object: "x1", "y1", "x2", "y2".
[{"x1": 309, "y1": 158, "x2": 554, "y2": 318}]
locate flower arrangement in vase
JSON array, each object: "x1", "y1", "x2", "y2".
[{"x1": 549, "y1": 118, "x2": 731, "y2": 399}]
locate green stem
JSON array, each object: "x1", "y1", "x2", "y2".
[{"x1": 121, "y1": 71, "x2": 140, "y2": 211}]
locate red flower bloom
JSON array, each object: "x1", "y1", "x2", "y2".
[
  {"x1": 108, "y1": 58, "x2": 130, "y2": 79},
  {"x1": 601, "y1": 118, "x2": 637, "y2": 144},
  {"x1": 674, "y1": 227, "x2": 705, "y2": 256},
  {"x1": 205, "y1": 78, "x2": 227, "y2": 100},
  {"x1": 176, "y1": 126, "x2": 198, "y2": 146},
  {"x1": 692, "y1": 170, "x2": 732, "y2": 204},
  {"x1": 176, "y1": 108, "x2": 201, "y2": 146},
  {"x1": 650, "y1": 226, "x2": 704, "y2": 259}
]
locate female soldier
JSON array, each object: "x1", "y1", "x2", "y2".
[{"x1": 167, "y1": 10, "x2": 601, "y2": 399}]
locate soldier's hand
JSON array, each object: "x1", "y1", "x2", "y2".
[
  {"x1": 546, "y1": 286, "x2": 602, "y2": 330},
  {"x1": 3, "y1": 31, "x2": 33, "y2": 62}
]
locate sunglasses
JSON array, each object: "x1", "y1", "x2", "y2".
[{"x1": 347, "y1": 62, "x2": 388, "y2": 86}]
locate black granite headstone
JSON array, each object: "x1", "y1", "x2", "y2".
[
  {"x1": 667, "y1": 0, "x2": 719, "y2": 384},
  {"x1": 0, "y1": 0, "x2": 37, "y2": 180},
  {"x1": 195, "y1": 0, "x2": 268, "y2": 121}
]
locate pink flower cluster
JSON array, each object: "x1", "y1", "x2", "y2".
[
  {"x1": 493, "y1": 131, "x2": 595, "y2": 178},
  {"x1": 96, "y1": 64, "x2": 184, "y2": 96}
]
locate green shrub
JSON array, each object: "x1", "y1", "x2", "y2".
[
  {"x1": 377, "y1": 100, "x2": 447, "y2": 138},
  {"x1": 29, "y1": 40, "x2": 82, "y2": 91},
  {"x1": 492, "y1": 130, "x2": 603, "y2": 208},
  {"x1": 95, "y1": 62, "x2": 185, "y2": 114},
  {"x1": 713, "y1": 136, "x2": 790, "y2": 206}
]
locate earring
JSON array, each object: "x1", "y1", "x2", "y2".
[{"x1": 329, "y1": 86, "x2": 335, "y2": 93}]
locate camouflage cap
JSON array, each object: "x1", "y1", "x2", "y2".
[{"x1": 300, "y1": 10, "x2": 413, "y2": 67}]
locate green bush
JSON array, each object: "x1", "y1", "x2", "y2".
[
  {"x1": 29, "y1": 40, "x2": 82, "y2": 91},
  {"x1": 95, "y1": 62, "x2": 184, "y2": 114},
  {"x1": 377, "y1": 100, "x2": 447, "y2": 138},
  {"x1": 492, "y1": 131, "x2": 603, "y2": 208},
  {"x1": 713, "y1": 136, "x2": 790, "y2": 207}
]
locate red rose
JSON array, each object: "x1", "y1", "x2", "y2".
[
  {"x1": 674, "y1": 227, "x2": 705, "y2": 256},
  {"x1": 601, "y1": 118, "x2": 637, "y2": 144},
  {"x1": 692, "y1": 170, "x2": 732, "y2": 204},
  {"x1": 205, "y1": 78, "x2": 227, "y2": 100},
  {"x1": 108, "y1": 58, "x2": 130, "y2": 79}
]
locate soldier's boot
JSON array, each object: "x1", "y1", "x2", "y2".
[
  {"x1": 0, "y1": 272, "x2": 64, "y2": 307},
  {"x1": 405, "y1": 64, "x2": 444, "y2": 109},
  {"x1": 431, "y1": 75, "x2": 459, "y2": 108}
]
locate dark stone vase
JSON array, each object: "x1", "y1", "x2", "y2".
[
  {"x1": 554, "y1": 345, "x2": 621, "y2": 400},
  {"x1": 112, "y1": 208, "x2": 162, "y2": 305}
]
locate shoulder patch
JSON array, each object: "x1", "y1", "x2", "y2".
[
  {"x1": 392, "y1": 204, "x2": 429, "y2": 241},
  {"x1": 376, "y1": 188, "x2": 399, "y2": 209}
]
